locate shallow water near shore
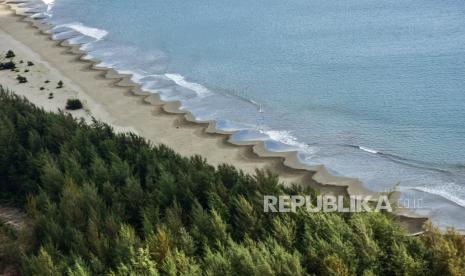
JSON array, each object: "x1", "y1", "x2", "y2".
[{"x1": 15, "y1": 0, "x2": 465, "y2": 230}]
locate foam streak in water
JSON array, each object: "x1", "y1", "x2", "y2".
[
  {"x1": 359, "y1": 146, "x2": 378, "y2": 154},
  {"x1": 165, "y1": 73, "x2": 211, "y2": 98},
  {"x1": 54, "y1": 22, "x2": 108, "y2": 40},
  {"x1": 260, "y1": 130, "x2": 316, "y2": 154},
  {"x1": 413, "y1": 185, "x2": 465, "y2": 208},
  {"x1": 41, "y1": 0, "x2": 54, "y2": 12}
]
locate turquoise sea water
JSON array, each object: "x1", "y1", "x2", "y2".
[{"x1": 21, "y1": 0, "x2": 465, "y2": 229}]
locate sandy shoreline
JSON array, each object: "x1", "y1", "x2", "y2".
[{"x1": 0, "y1": 1, "x2": 427, "y2": 233}]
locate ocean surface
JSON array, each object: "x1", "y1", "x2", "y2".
[{"x1": 20, "y1": 0, "x2": 465, "y2": 229}]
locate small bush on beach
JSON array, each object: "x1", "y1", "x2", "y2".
[
  {"x1": 0, "y1": 61, "x2": 15, "y2": 71},
  {"x1": 5, "y1": 50, "x2": 15, "y2": 59},
  {"x1": 44, "y1": 80, "x2": 50, "y2": 83},
  {"x1": 39, "y1": 87, "x2": 45, "y2": 91},
  {"x1": 24, "y1": 69, "x2": 29, "y2": 73},
  {"x1": 16, "y1": 75, "x2": 27, "y2": 84},
  {"x1": 65, "y1": 98, "x2": 83, "y2": 110},
  {"x1": 48, "y1": 92, "x2": 53, "y2": 99},
  {"x1": 57, "y1": 80, "x2": 64, "y2": 88},
  {"x1": 27, "y1": 61, "x2": 34, "y2": 66}
]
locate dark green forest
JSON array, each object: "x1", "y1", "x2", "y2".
[{"x1": 0, "y1": 87, "x2": 464, "y2": 275}]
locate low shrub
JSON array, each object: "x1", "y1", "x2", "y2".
[
  {"x1": 65, "y1": 98, "x2": 83, "y2": 110},
  {"x1": 0, "y1": 61, "x2": 15, "y2": 70},
  {"x1": 16, "y1": 75, "x2": 27, "y2": 84},
  {"x1": 5, "y1": 50, "x2": 15, "y2": 59}
]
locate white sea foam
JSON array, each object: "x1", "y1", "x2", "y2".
[
  {"x1": 114, "y1": 70, "x2": 149, "y2": 84},
  {"x1": 41, "y1": 0, "x2": 55, "y2": 12},
  {"x1": 413, "y1": 185, "x2": 465, "y2": 208},
  {"x1": 54, "y1": 23, "x2": 108, "y2": 40},
  {"x1": 41, "y1": 0, "x2": 55, "y2": 5},
  {"x1": 359, "y1": 146, "x2": 378, "y2": 154},
  {"x1": 249, "y1": 99, "x2": 263, "y2": 113},
  {"x1": 165, "y1": 73, "x2": 211, "y2": 98},
  {"x1": 51, "y1": 30, "x2": 76, "y2": 40},
  {"x1": 260, "y1": 130, "x2": 316, "y2": 154}
]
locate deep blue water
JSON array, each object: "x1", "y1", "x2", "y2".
[{"x1": 23, "y1": 0, "x2": 465, "y2": 229}]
